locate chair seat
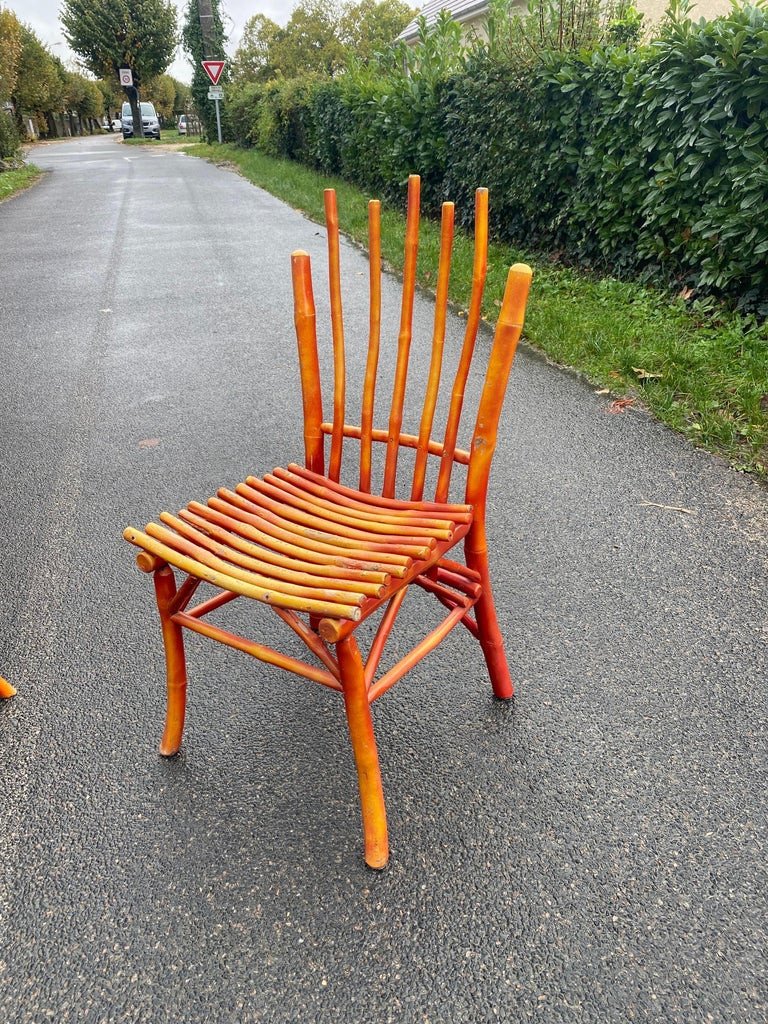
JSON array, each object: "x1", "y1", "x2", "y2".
[{"x1": 124, "y1": 463, "x2": 474, "y2": 625}]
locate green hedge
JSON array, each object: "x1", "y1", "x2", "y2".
[
  {"x1": 0, "y1": 112, "x2": 21, "y2": 162},
  {"x1": 225, "y1": 4, "x2": 768, "y2": 311}
]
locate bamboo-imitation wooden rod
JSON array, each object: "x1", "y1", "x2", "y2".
[
  {"x1": 435, "y1": 188, "x2": 489, "y2": 504},
  {"x1": 268, "y1": 469, "x2": 452, "y2": 530},
  {"x1": 223, "y1": 487, "x2": 427, "y2": 560},
  {"x1": 324, "y1": 189, "x2": 346, "y2": 482},
  {"x1": 168, "y1": 575, "x2": 202, "y2": 616},
  {"x1": 360, "y1": 200, "x2": 382, "y2": 492},
  {"x1": 189, "y1": 501, "x2": 400, "y2": 576},
  {"x1": 209, "y1": 493, "x2": 413, "y2": 572},
  {"x1": 320, "y1": 423, "x2": 470, "y2": 466},
  {"x1": 272, "y1": 607, "x2": 341, "y2": 680},
  {"x1": 185, "y1": 589, "x2": 239, "y2": 619},
  {"x1": 291, "y1": 251, "x2": 325, "y2": 475},
  {"x1": 234, "y1": 482, "x2": 435, "y2": 557},
  {"x1": 289, "y1": 463, "x2": 473, "y2": 517},
  {"x1": 465, "y1": 263, "x2": 532, "y2": 511},
  {"x1": 247, "y1": 475, "x2": 452, "y2": 540},
  {"x1": 363, "y1": 589, "x2": 408, "y2": 687},
  {"x1": 383, "y1": 174, "x2": 421, "y2": 498},
  {"x1": 411, "y1": 202, "x2": 455, "y2": 502},
  {"x1": 368, "y1": 603, "x2": 468, "y2": 702},
  {"x1": 124, "y1": 527, "x2": 363, "y2": 621},
  {"x1": 413, "y1": 577, "x2": 480, "y2": 639},
  {"x1": 144, "y1": 521, "x2": 368, "y2": 606},
  {"x1": 173, "y1": 612, "x2": 343, "y2": 691},
  {"x1": 179, "y1": 506, "x2": 389, "y2": 584},
  {"x1": 161, "y1": 511, "x2": 386, "y2": 597}
]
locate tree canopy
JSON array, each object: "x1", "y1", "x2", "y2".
[
  {"x1": 60, "y1": 0, "x2": 177, "y2": 88},
  {"x1": 0, "y1": 7, "x2": 22, "y2": 102},
  {"x1": 232, "y1": 0, "x2": 415, "y2": 83}
]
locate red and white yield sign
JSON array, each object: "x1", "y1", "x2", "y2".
[{"x1": 201, "y1": 60, "x2": 225, "y2": 85}]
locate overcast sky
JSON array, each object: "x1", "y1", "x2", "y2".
[{"x1": 7, "y1": 0, "x2": 297, "y2": 83}]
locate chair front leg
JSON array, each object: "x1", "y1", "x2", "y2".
[
  {"x1": 153, "y1": 565, "x2": 189, "y2": 757},
  {"x1": 465, "y1": 528, "x2": 514, "y2": 701},
  {"x1": 337, "y1": 635, "x2": 389, "y2": 869}
]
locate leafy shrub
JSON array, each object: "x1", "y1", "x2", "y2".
[
  {"x1": 0, "y1": 111, "x2": 20, "y2": 161},
  {"x1": 226, "y1": 3, "x2": 768, "y2": 310}
]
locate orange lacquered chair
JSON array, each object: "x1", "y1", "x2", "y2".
[{"x1": 124, "y1": 175, "x2": 532, "y2": 869}]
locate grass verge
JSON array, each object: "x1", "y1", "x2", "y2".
[
  {"x1": 188, "y1": 142, "x2": 768, "y2": 479},
  {"x1": 122, "y1": 129, "x2": 191, "y2": 145},
  {"x1": 0, "y1": 164, "x2": 42, "y2": 203}
]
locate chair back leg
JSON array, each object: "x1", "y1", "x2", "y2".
[
  {"x1": 465, "y1": 529, "x2": 514, "y2": 700},
  {"x1": 153, "y1": 566, "x2": 190, "y2": 756},
  {"x1": 337, "y1": 636, "x2": 389, "y2": 869}
]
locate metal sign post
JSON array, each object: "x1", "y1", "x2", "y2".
[
  {"x1": 208, "y1": 87, "x2": 223, "y2": 143},
  {"x1": 202, "y1": 62, "x2": 225, "y2": 144}
]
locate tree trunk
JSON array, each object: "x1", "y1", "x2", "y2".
[{"x1": 125, "y1": 85, "x2": 144, "y2": 139}]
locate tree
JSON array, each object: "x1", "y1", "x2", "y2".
[
  {"x1": 60, "y1": 0, "x2": 177, "y2": 137},
  {"x1": 269, "y1": 0, "x2": 346, "y2": 78},
  {"x1": 144, "y1": 73, "x2": 176, "y2": 120},
  {"x1": 96, "y1": 76, "x2": 120, "y2": 124},
  {"x1": 13, "y1": 25, "x2": 66, "y2": 136},
  {"x1": 231, "y1": 13, "x2": 280, "y2": 84},
  {"x1": 172, "y1": 78, "x2": 192, "y2": 115},
  {"x1": 338, "y1": 0, "x2": 415, "y2": 62},
  {"x1": 0, "y1": 7, "x2": 22, "y2": 102},
  {"x1": 229, "y1": 0, "x2": 417, "y2": 85}
]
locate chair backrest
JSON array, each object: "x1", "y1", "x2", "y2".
[{"x1": 290, "y1": 174, "x2": 532, "y2": 514}]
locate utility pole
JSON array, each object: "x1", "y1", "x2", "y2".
[
  {"x1": 197, "y1": 0, "x2": 216, "y2": 58},
  {"x1": 196, "y1": 0, "x2": 223, "y2": 144}
]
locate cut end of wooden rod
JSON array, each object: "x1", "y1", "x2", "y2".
[
  {"x1": 136, "y1": 550, "x2": 166, "y2": 574},
  {"x1": 324, "y1": 189, "x2": 338, "y2": 220},
  {"x1": 502, "y1": 264, "x2": 533, "y2": 327},
  {"x1": 291, "y1": 249, "x2": 310, "y2": 259},
  {"x1": 318, "y1": 615, "x2": 357, "y2": 643}
]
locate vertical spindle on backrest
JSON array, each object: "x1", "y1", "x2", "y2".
[
  {"x1": 324, "y1": 189, "x2": 346, "y2": 482},
  {"x1": 434, "y1": 188, "x2": 489, "y2": 504},
  {"x1": 464, "y1": 264, "x2": 532, "y2": 513},
  {"x1": 359, "y1": 200, "x2": 382, "y2": 493},
  {"x1": 410, "y1": 202, "x2": 455, "y2": 502},
  {"x1": 382, "y1": 174, "x2": 421, "y2": 498},
  {"x1": 291, "y1": 251, "x2": 325, "y2": 475}
]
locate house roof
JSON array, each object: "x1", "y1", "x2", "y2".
[{"x1": 397, "y1": 0, "x2": 491, "y2": 41}]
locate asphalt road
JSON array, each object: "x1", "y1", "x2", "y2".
[{"x1": 1, "y1": 135, "x2": 766, "y2": 1023}]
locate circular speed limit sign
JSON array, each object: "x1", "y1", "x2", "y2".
[{"x1": 119, "y1": 68, "x2": 133, "y2": 87}]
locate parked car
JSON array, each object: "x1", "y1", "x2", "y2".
[
  {"x1": 177, "y1": 114, "x2": 187, "y2": 136},
  {"x1": 121, "y1": 101, "x2": 160, "y2": 140},
  {"x1": 111, "y1": 118, "x2": 122, "y2": 132}
]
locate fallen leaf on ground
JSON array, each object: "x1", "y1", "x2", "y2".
[
  {"x1": 595, "y1": 388, "x2": 611, "y2": 395},
  {"x1": 607, "y1": 398, "x2": 636, "y2": 414},
  {"x1": 139, "y1": 438, "x2": 160, "y2": 449},
  {"x1": 632, "y1": 366, "x2": 663, "y2": 381}
]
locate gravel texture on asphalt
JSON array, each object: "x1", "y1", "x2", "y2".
[{"x1": 1, "y1": 136, "x2": 766, "y2": 1023}]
